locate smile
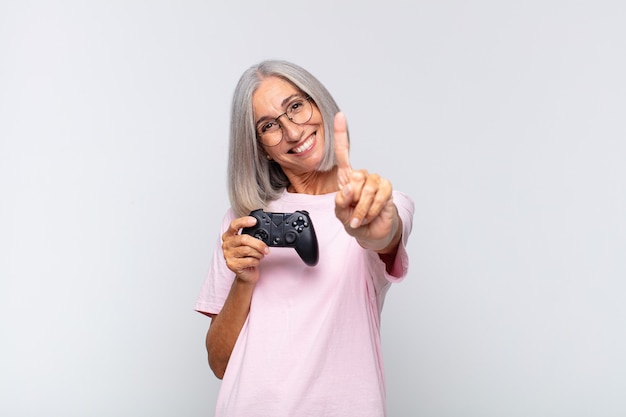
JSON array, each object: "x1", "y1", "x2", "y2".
[{"x1": 291, "y1": 135, "x2": 315, "y2": 154}]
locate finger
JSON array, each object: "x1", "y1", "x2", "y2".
[
  {"x1": 334, "y1": 112, "x2": 351, "y2": 169},
  {"x1": 346, "y1": 172, "x2": 378, "y2": 229},
  {"x1": 336, "y1": 172, "x2": 392, "y2": 229},
  {"x1": 224, "y1": 216, "x2": 257, "y2": 237},
  {"x1": 227, "y1": 237, "x2": 267, "y2": 259},
  {"x1": 222, "y1": 231, "x2": 269, "y2": 263},
  {"x1": 224, "y1": 245, "x2": 264, "y2": 277},
  {"x1": 335, "y1": 171, "x2": 367, "y2": 228},
  {"x1": 334, "y1": 112, "x2": 352, "y2": 188},
  {"x1": 335, "y1": 170, "x2": 366, "y2": 209},
  {"x1": 358, "y1": 176, "x2": 393, "y2": 225},
  {"x1": 222, "y1": 216, "x2": 261, "y2": 249}
]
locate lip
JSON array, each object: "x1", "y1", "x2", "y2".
[{"x1": 289, "y1": 133, "x2": 316, "y2": 154}]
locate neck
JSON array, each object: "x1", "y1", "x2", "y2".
[{"x1": 287, "y1": 167, "x2": 339, "y2": 195}]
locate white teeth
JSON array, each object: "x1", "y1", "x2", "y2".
[{"x1": 293, "y1": 136, "x2": 314, "y2": 153}]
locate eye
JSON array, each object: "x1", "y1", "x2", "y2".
[
  {"x1": 259, "y1": 121, "x2": 279, "y2": 133},
  {"x1": 288, "y1": 98, "x2": 305, "y2": 114}
]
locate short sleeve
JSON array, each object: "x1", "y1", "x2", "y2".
[
  {"x1": 385, "y1": 190, "x2": 415, "y2": 281},
  {"x1": 194, "y1": 209, "x2": 237, "y2": 316}
]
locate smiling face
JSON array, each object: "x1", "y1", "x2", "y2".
[{"x1": 253, "y1": 76, "x2": 326, "y2": 179}]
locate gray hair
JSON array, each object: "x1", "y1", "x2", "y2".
[{"x1": 227, "y1": 59, "x2": 344, "y2": 217}]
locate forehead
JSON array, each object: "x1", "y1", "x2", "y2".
[{"x1": 252, "y1": 76, "x2": 300, "y2": 115}]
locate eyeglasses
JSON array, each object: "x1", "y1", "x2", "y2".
[{"x1": 256, "y1": 95, "x2": 313, "y2": 147}]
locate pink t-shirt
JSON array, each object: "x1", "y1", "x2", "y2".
[{"x1": 195, "y1": 190, "x2": 414, "y2": 417}]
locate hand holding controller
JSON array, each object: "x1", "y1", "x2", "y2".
[{"x1": 242, "y1": 209, "x2": 319, "y2": 266}]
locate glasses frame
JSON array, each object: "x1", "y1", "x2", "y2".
[{"x1": 256, "y1": 95, "x2": 313, "y2": 147}]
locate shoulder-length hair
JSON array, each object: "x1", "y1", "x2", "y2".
[{"x1": 227, "y1": 59, "x2": 344, "y2": 217}]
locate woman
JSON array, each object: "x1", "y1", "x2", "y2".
[{"x1": 195, "y1": 59, "x2": 415, "y2": 417}]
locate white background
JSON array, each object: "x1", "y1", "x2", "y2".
[{"x1": 1, "y1": 1, "x2": 625, "y2": 416}]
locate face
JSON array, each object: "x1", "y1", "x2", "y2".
[{"x1": 252, "y1": 76, "x2": 325, "y2": 175}]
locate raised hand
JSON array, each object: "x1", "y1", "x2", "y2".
[{"x1": 333, "y1": 112, "x2": 401, "y2": 253}]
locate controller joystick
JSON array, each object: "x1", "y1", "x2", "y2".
[{"x1": 242, "y1": 209, "x2": 319, "y2": 266}]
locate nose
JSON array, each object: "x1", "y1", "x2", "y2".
[{"x1": 279, "y1": 117, "x2": 303, "y2": 142}]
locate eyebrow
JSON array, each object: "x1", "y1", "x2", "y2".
[{"x1": 255, "y1": 93, "x2": 305, "y2": 127}]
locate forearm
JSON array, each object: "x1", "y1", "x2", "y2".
[
  {"x1": 375, "y1": 215, "x2": 403, "y2": 273},
  {"x1": 205, "y1": 277, "x2": 255, "y2": 379},
  {"x1": 374, "y1": 211, "x2": 402, "y2": 255}
]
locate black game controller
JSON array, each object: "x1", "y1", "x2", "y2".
[{"x1": 242, "y1": 209, "x2": 319, "y2": 266}]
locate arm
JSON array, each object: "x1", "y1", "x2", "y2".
[
  {"x1": 205, "y1": 216, "x2": 268, "y2": 379},
  {"x1": 373, "y1": 206, "x2": 403, "y2": 273},
  {"x1": 205, "y1": 277, "x2": 255, "y2": 379},
  {"x1": 332, "y1": 112, "x2": 404, "y2": 272}
]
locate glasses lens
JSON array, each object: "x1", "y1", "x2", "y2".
[
  {"x1": 258, "y1": 129, "x2": 282, "y2": 147},
  {"x1": 288, "y1": 97, "x2": 312, "y2": 124},
  {"x1": 257, "y1": 120, "x2": 283, "y2": 146},
  {"x1": 257, "y1": 96, "x2": 312, "y2": 147}
]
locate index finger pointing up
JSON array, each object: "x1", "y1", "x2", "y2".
[{"x1": 334, "y1": 111, "x2": 352, "y2": 188}]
